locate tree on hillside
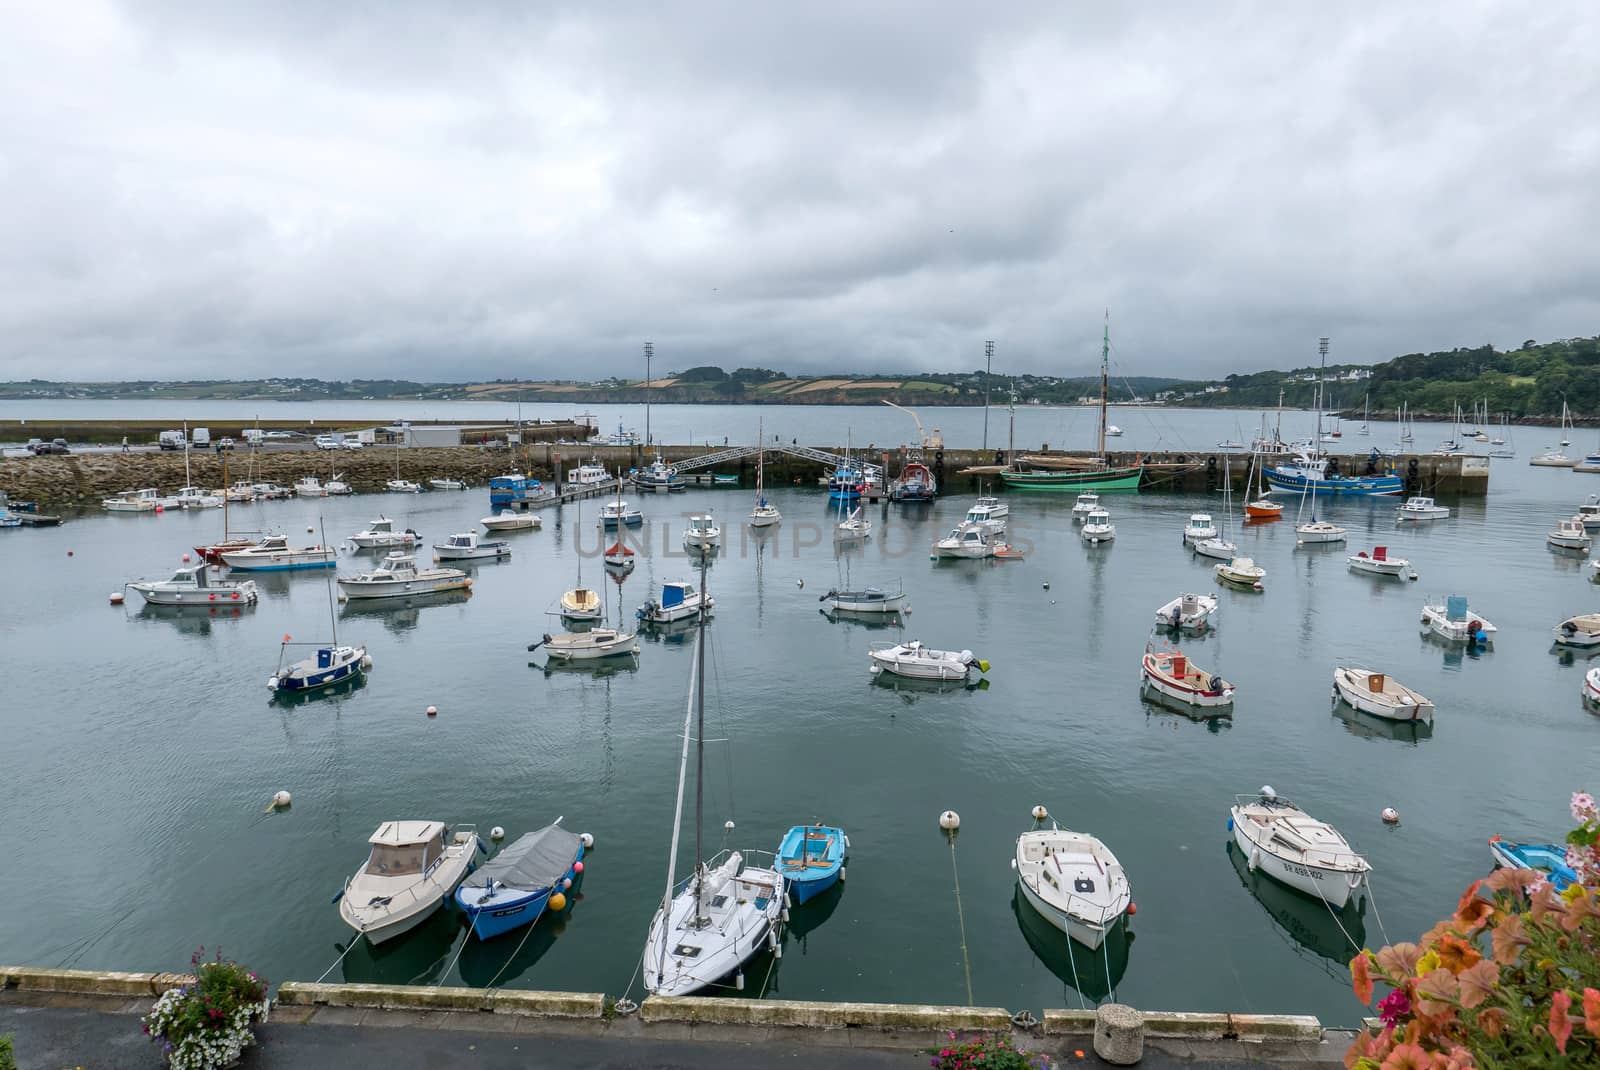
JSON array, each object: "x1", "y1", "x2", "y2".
[
  {"x1": 731, "y1": 367, "x2": 786, "y2": 383},
  {"x1": 678, "y1": 366, "x2": 729, "y2": 382}
]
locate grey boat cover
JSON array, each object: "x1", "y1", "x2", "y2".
[{"x1": 460, "y1": 824, "x2": 580, "y2": 892}]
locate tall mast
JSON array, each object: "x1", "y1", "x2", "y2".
[
  {"x1": 655, "y1": 599, "x2": 701, "y2": 980},
  {"x1": 1098, "y1": 312, "x2": 1110, "y2": 459},
  {"x1": 692, "y1": 551, "x2": 708, "y2": 924},
  {"x1": 221, "y1": 450, "x2": 230, "y2": 540},
  {"x1": 982, "y1": 340, "x2": 994, "y2": 451},
  {"x1": 644, "y1": 342, "x2": 654, "y2": 449},
  {"x1": 1316, "y1": 338, "x2": 1328, "y2": 454},
  {"x1": 1007, "y1": 382, "x2": 1015, "y2": 463},
  {"x1": 320, "y1": 518, "x2": 338, "y2": 646}
]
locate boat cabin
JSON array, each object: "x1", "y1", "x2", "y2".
[
  {"x1": 945, "y1": 525, "x2": 988, "y2": 547},
  {"x1": 1401, "y1": 497, "x2": 1436, "y2": 511},
  {"x1": 659, "y1": 582, "x2": 697, "y2": 608},
  {"x1": 364, "y1": 820, "x2": 448, "y2": 877},
  {"x1": 371, "y1": 554, "x2": 420, "y2": 579},
  {"x1": 443, "y1": 534, "x2": 478, "y2": 550}
]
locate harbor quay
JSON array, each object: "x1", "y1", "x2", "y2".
[
  {"x1": 0, "y1": 967, "x2": 1353, "y2": 1068},
  {"x1": 0, "y1": 441, "x2": 1489, "y2": 509}
]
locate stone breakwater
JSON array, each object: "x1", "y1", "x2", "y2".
[{"x1": 0, "y1": 447, "x2": 554, "y2": 508}]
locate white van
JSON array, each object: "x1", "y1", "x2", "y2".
[{"x1": 158, "y1": 430, "x2": 186, "y2": 450}]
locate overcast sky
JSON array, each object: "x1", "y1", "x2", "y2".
[{"x1": 1, "y1": 2, "x2": 1596, "y2": 383}]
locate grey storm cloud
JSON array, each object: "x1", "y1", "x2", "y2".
[{"x1": 0, "y1": 1, "x2": 1597, "y2": 382}]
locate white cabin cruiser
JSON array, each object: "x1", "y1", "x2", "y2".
[
  {"x1": 1080, "y1": 508, "x2": 1115, "y2": 543},
  {"x1": 1230, "y1": 788, "x2": 1370, "y2": 909},
  {"x1": 570, "y1": 461, "x2": 610, "y2": 486},
  {"x1": 1071, "y1": 493, "x2": 1100, "y2": 520},
  {"x1": 638, "y1": 581, "x2": 713, "y2": 625},
  {"x1": 434, "y1": 532, "x2": 511, "y2": 561},
  {"x1": 1183, "y1": 514, "x2": 1217, "y2": 544},
  {"x1": 1333, "y1": 667, "x2": 1434, "y2": 722},
  {"x1": 932, "y1": 522, "x2": 996, "y2": 559},
  {"x1": 385, "y1": 478, "x2": 423, "y2": 494},
  {"x1": 528, "y1": 628, "x2": 640, "y2": 662},
  {"x1": 683, "y1": 513, "x2": 721, "y2": 552},
  {"x1": 1577, "y1": 499, "x2": 1600, "y2": 530},
  {"x1": 1156, "y1": 593, "x2": 1218, "y2": 633},
  {"x1": 293, "y1": 476, "x2": 326, "y2": 498},
  {"x1": 1396, "y1": 497, "x2": 1449, "y2": 522},
  {"x1": 220, "y1": 534, "x2": 336, "y2": 571},
  {"x1": 482, "y1": 510, "x2": 540, "y2": 532},
  {"x1": 350, "y1": 516, "x2": 420, "y2": 549},
  {"x1": 1548, "y1": 517, "x2": 1593, "y2": 552},
  {"x1": 867, "y1": 641, "x2": 987, "y2": 681},
  {"x1": 1014, "y1": 825, "x2": 1132, "y2": 950},
  {"x1": 127, "y1": 565, "x2": 259, "y2": 607},
  {"x1": 964, "y1": 497, "x2": 1007, "y2": 534},
  {"x1": 103, "y1": 488, "x2": 159, "y2": 513},
  {"x1": 1553, "y1": 613, "x2": 1600, "y2": 648},
  {"x1": 599, "y1": 498, "x2": 644, "y2": 528},
  {"x1": 337, "y1": 553, "x2": 471, "y2": 600},
  {"x1": 338, "y1": 821, "x2": 481, "y2": 944},
  {"x1": 1348, "y1": 546, "x2": 1415, "y2": 579},
  {"x1": 1420, "y1": 596, "x2": 1496, "y2": 644}
]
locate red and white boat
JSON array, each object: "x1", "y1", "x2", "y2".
[
  {"x1": 1584, "y1": 667, "x2": 1600, "y2": 711},
  {"x1": 1141, "y1": 648, "x2": 1234, "y2": 710}
]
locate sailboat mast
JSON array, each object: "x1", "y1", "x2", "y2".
[
  {"x1": 1007, "y1": 383, "x2": 1015, "y2": 463},
  {"x1": 645, "y1": 342, "x2": 654, "y2": 448},
  {"x1": 221, "y1": 450, "x2": 230, "y2": 540},
  {"x1": 1315, "y1": 338, "x2": 1327, "y2": 452},
  {"x1": 320, "y1": 518, "x2": 339, "y2": 647},
  {"x1": 656, "y1": 609, "x2": 701, "y2": 979},
  {"x1": 1098, "y1": 313, "x2": 1110, "y2": 459},
  {"x1": 692, "y1": 552, "x2": 709, "y2": 925}
]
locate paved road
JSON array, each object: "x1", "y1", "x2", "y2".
[{"x1": 0, "y1": 999, "x2": 1328, "y2": 1069}]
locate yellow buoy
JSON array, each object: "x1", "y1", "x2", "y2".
[{"x1": 548, "y1": 892, "x2": 567, "y2": 912}]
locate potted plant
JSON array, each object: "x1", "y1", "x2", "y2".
[
  {"x1": 142, "y1": 949, "x2": 269, "y2": 1069},
  {"x1": 1346, "y1": 791, "x2": 1599, "y2": 1068}
]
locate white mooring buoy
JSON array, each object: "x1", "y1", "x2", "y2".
[
  {"x1": 939, "y1": 810, "x2": 961, "y2": 831},
  {"x1": 109, "y1": 592, "x2": 125, "y2": 605},
  {"x1": 267, "y1": 790, "x2": 292, "y2": 812},
  {"x1": 490, "y1": 826, "x2": 505, "y2": 841},
  {"x1": 1382, "y1": 807, "x2": 1400, "y2": 825},
  {"x1": 1031, "y1": 805, "x2": 1049, "y2": 821},
  {"x1": 580, "y1": 832, "x2": 595, "y2": 849},
  {"x1": 426, "y1": 705, "x2": 438, "y2": 717}
]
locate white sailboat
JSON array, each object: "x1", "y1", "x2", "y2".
[
  {"x1": 559, "y1": 490, "x2": 601, "y2": 621},
  {"x1": 750, "y1": 422, "x2": 781, "y2": 528},
  {"x1": 1531, "y1": 400, "x2": 1577, "y2": 467},
  {"x1": 1295, "y1": 371, "x2": 1346, "y2": 545},
  {"x1": 1357, "y1": 394, "x2": 1370, "y2": 436},
  {"x1": 643, "y1": 560, "x2": 784, "y2": 996},
  {"x1": 1193, "y1": 456, "x2": 1239, "y2": 559}
]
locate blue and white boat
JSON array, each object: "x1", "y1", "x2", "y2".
[
  {"x1": 220, "y1": 534, "x2": 337, "y2": 571},
  {"x1": 828, "y1": 467, "x2": 864, "y2": 501},
  {"x1": 268, "y1": 642, "x2": 369, "y2": 693},
  {"x1": 455, "y1": 821, "x2": 586, "y2": 940},
  {"x1": 775, "y1": 825, "x2": 848, "y2": 905},
  {"x1": 1264, "y1": 453, "x2": 1404, "y2": 497},
  {"x1": 1489, "y1": 836, "x2": 1577, "y2": 891},
  {"x1": 633, "y1": 454, "x2": 686, "y2": 493},
  {"x1": 488, "y1": 472, "x2": 547, "y2": 509},
  {"x1": 638, "y1": 581, "x2": 713, "y2": 624}
]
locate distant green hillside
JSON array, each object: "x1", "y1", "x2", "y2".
[{"x1": 1172, "y1": 336, "x2": 1599, "y2": 418}]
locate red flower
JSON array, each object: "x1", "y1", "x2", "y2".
[
  {"x1": 1549, "y1": 990, "x2": 1573, "y2": 1055},
  {"x1": 1379, "y1": 1042, "x2": 1431, "y2": 1070},
  {"x1": 1451, "y1": 881, "x2": 1493, "y2": 932},
  {"x1": 1585, "y1": 988, "x2": 1600, "y2": 1036},
  {"x1": 1352, "y1": 952, "x2": 1375, "y2": 1004}
]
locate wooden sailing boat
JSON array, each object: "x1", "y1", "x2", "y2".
[
  {"x1": 1243, "y1": 447, "x2": 1282, "y2": 520},
  {"x1": 604, "y1": 469, "x2": 637, "y2": 571},
  {"x1": 999, "y1": 314, "x2": 1143, "y2": 492},
  {"x1": 643, "y1": 556, "x2": 785, "y2": 996},
  {"x1": 559, "y1": 476, "x2": 602, "y2": 620}
]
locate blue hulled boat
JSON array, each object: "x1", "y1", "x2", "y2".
[
  {"x1": 455, "y1": 822, "x2": 586, "y2": 940},
  {"x1": 489, "y1": 472, "x2": 546, "y2": 509},
  {"x1": 633, "y1": 454, "x2": 686, "y2": 493},
  {"x1": 775, "y1": 825, "x2": 848, "y2": 905},
  {"x1": 1488, "y1": 836, "x2": 1577, "y2": 891},
  {"x1": 1263, "y1": 453, "x2": 1403, "y2": 496},
  {"x1": 827, "y1": 468, "x2": 864, "y2": 502}
]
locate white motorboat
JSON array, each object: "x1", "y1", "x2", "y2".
[
  {"x1": 1071, "y1": 492, "x2": 1100, "y2": 520},
  {"x1": 324, "y1": 475, "x2": 353, "y2": 496},
  {"x1": 338, "y1": 821, "x2": 481, "y2": 944},
  {"x1": 174, "y1": 485, "x2": 223, "y2": 509},
  {"x1": 1141, "y1": 648, "x2": 1234, "y2": 710},
  {"x1": 528, "y1": 628, "x2": 640, "y2": 662},
  {"x1": 1332, "y1": 667, "x2": 1434, "y2": 722},
  {"x1": 1182, "y1": 514, "x2": 1217, "y2": 544},
  {"x1": 1548, "y1": 516, "x2": 1593, "y2": 552},
  {"x1": 481, "y1": 510, "x2": 540, "y2": 532},
  {"x1": 337, "y1": 553, "x2": 472, "y2": 600},
  {"x1": 1156, "y1": 592, "x2": 1218, "y2": 633},
  {"x1": 963, "y1": 499, "x2": 1006, "y2": 535},
  {"x1": 1348, "y1": 546, "x2": 1415, "y2": 579},
  {"x1": 1396, "y1": 497, "x2": 1450, "y2": 522},
  {"x1": 1013, "y1": 825, "x2": 1132, "y2": 951},
  {"x1": 1080, "y1": 508, "x2": 1115, "y2": 543},
  {"x1": 1214, "y1": 557, "x2": 1265, "y2": 589},
  {"x1": 1191, "y1": 535, "x2": 1238, "y2": 560},
  {"x1": 1420, "y1": 596, "x2": 1496, "y2": 644},
  {"x1": 385, "y1": 479, "x2": 423, "y2": 494},
  {"x1": 1553, "y1": 613, "x2": 1600, "y2": 648},
  {"x1": 1105, "y1": 425, "x2": 1123, "y2": 437},
  {"x1": 350, "y1": 516, "x2": 420, "y2": 549},
  {"x1": 294, "y1": 476, "x2": 326, "y2": 497},
  {"x1": 434, "y1": 532, "x2": 511, "y2": 561},
  {"x1": 820, "y1": 584, "x2": 907, "y2": 614},
  {"x1": 835, "y1": 506, "x2": 872, "y2": 541},
  {"x1": 932, "y1": 522, "x2": 996, "y2": 559},
  {"x1": 221, "y1": 534, "x2": 337, "y2": 571},
  {"x1": 1576, "y1": 499, "x2": 1600, "y2": 530},
  {"x1": 127, "y1": 565, "x2": 259, "y2": 607},
  {"x1": 868, "y1": 640, "x2": 988, "y2": 681},
  {"x1": 268, "y1": 642, "x2": 369, "y2": 693},
  {"x1": 599, "y1": 499, "x2": 644, "y2": 528},
  {"x1": 570, "y1": 461, "x2": 610, "y2": 486},
  {"x1": 638, "y1": 581, "x2": 713, "y2": 625},
  {"x1": 428, "y1": 478, "x2": 467, "y2": 490},
  {"x1": 1230, "y1": 788, "x2": 1370, "y2": 909},
  {"x1": 683, "y1": 513, "x2": 721, "y2": 552},
  {"x1": 252, "y1": 482, "x2": 292, "y2": 500},
  {"x1": 103, "y1": 488, "x2": 159, "y2": 513}
]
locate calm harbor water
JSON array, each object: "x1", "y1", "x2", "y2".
[{"x1": 1, "y1": 420, "x2": 1596, "y2": 1025}]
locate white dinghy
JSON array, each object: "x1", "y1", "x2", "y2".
[
  {"x1": 338, "y1": 820, "x2": 481, "y2": 944},
  {"x1": 1155, "y1": 592, "x2": 1218, "y2": 633},
  {"x1": 1013, "y1": 823, "x2": 1132, "y2": 951},
  {"x1": 482, "y1": 510, "x2": 540, "y2": 532},
  {"x1": 1420, "y1": 596, "x2": 1496, "y2": 645},
  {"x1": 1348, "y1": 546, "x2": 1416, "y2": 580},
  {"x1": 1230, "y1": 788, "x2": 1370, "y2": 909},
  {"x1": 1553, "y1": 613, "x2": 1600, "y2": 648},
  {"x1": 1214, "y1": 557, "x2": 1265, "y2": 590},
  {"x1": 1332, "y1": 667, "x2": 1434, "y2": 722},
  {"x1": 868, "y1": 641, "x2": 988, "y2": 681}
]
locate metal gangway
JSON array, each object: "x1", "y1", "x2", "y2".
[{"x1": 668, "y1": 443, "x2": 884, "y2": 483}]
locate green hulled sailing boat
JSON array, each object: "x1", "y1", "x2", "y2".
[{"x1": 1000, "y1": 315, "x2": 1144, "y2": 492}]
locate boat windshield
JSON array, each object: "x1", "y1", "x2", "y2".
[{"x1": 367, "y1": 842, "x2": 429, "y2": 876}]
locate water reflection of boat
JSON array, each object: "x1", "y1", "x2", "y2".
[
  {"x1": 637, "y1": 616, "x2": 700, "y2": 645},
  {"x1": 869, "y1": 672, "x2": 988, "y2": 698},
  {"x1": 1138, "y1": 683, "x2": 1232, "y2": 729},
  {"x1": 782, "y1": 880, "x2": 844, "y2": 954},
  {"x1": 536, "y1": 657, "x2": 641, "y2": 679},
  {"x1": 135, "y1": 601, "x2": 252, "y2": 637},
  {"x1": 820, "y1": 607, "x2": 904, "y2": 630},
  {"x1": 269, "y1": 673, "x2": 367, "y2": 706},
  {"x1": 1011, "y1": 887, "x2": 1131, "y2": 1003},
  {"x1": 1225, "y1": 840, "x2": 1364, "y2": 965},
  {"x1": 1331, "y1": 698, "x2": 1433, "y2": 743},
  {"x1": 456, "y1": 890, "x2": 579, "y2": 987},
  {"x1": 340, "y1": 589, "x2": 471, "y2": 622},
  {"x1": 335, "y1": 907, "x2": 461, "y2": 986}
]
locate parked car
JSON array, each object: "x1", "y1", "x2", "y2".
[
  {"x1": 340, "y1": 439, "x2": 365, "y2": 450},
  {"x1": 32, "y1": 438, "x2": 70, "y2": 455},
  {"x1": 215, "y1": 437, "x2": 236, "y2": 451},
  {"x1": 314, "y1": 435, "x2": 343, "y2": 450},
  {"x1": 262, "y1": 431, "x2": 293, "y2": 440}
]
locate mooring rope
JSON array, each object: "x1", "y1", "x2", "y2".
[
  {"x1": 313, "y1": 939, "x2": 359, "y2": 984},
  {"x1": 1363, "y1": 878, "x2": 1393, "y2": 948},
  {"x1": 947, "y1": 836, "x2": 974, "y2": 1006}
]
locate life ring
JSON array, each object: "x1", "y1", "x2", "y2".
[
  {"x1": 935, "y1": 450, "x2": 944, "y2": 464},
  {"x1": 1207, "y1": 456, "x2": 1218, "y2": 472},
  {"x1": 1408, "y1": 457, "x2": 1419, "y2": 474},
  {"x1": 994, "y1": 450, "x2": 1006, "y2": 466}
]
